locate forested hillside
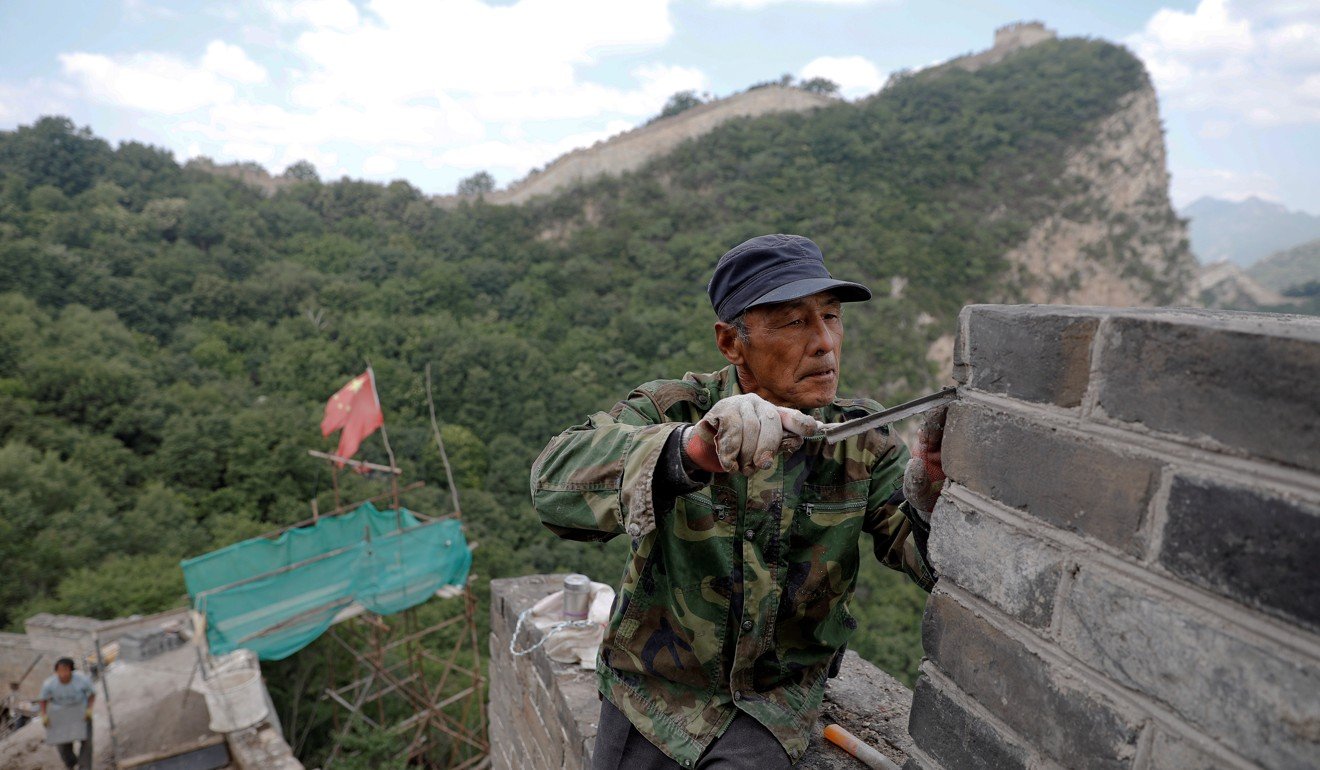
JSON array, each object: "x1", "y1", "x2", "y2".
[{"x1": 1, "y1": 37, "x2": 1160, "y2": 745}]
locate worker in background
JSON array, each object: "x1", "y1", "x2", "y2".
[
  {"x1": 39, "y1": 658, "x2": 95, "y2": 770},
  {"x1": 531, "y1": 234, "x2": 945, "y2": 769}
]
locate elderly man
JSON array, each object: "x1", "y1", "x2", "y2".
[
  {"x1": 531, "y1": 234, "x2": 944, "y2": 769},
  {"x1": 39, "y1": 658, "x2": 95, "y2": 770}
]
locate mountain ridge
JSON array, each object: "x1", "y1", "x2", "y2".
[
  {"x1": 1183, "y1": 196, "x2": 1320, "y2": 267},
  {"x1": 1248, "y1": 237, "x2": 1320, "y2": 293}
]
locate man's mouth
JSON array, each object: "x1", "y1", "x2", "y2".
[{"x1": 801, "y1": 369, "x2": 836, "y2": 382}]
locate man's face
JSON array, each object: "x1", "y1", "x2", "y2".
[
  {"x1": 716, "y1": 291, "x2": 844, "y2": 409},
  {"x1": 55, "y1": 664, "x2": 72, "y2": 684}
]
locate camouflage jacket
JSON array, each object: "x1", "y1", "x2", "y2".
[{"x1": 531, "y1": 365, "x2": 935, "y2": 765}]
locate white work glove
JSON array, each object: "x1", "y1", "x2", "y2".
[
  {"x1": 903, "y1": 405, "x2": 948, "y2": 519},
  {"x1": 684, "y1": 393, "x2": 823, "y2": 476}
]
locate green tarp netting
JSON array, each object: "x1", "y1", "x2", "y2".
[{"x1": 181, "y1": 502, "x2": 470, "y2": 660}]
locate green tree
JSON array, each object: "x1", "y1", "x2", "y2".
[
  {"x1": 0, "y1": 116, "x2": 112, "y2": 196},
  {"x1": 800, "y1": 77, "x2": 840, "y2": 95},
  {"x1": 20, "y1": 554, "x2": 188, "y2": 620},
  {"x1": 179, "y1": 185, "x2": 232, "y2": 250},
  {"x1": 658, "y1": 90, "x2": 703, "y2": 120},
  {"x1": 456, "y1": 171, "x2": 495, "y2": 197},
  {"x1": 284, "y1": 160, "x2": 321, "y2": 183}
]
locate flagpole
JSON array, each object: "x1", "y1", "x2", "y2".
[
  {"x1": 426, "y1": 363, "x2": 463, "y2": 519},
  {"x1": 366, "y1": 365, "x2": 401, "y2": 513}
]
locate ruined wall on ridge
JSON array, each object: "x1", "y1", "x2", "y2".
[{"x1": 453, "y1": 87, "x2": 834, "y2": 207}]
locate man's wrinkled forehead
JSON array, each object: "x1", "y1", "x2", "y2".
[{"x1": 749, "y1": 290, "x2": 844, "y2": 319}]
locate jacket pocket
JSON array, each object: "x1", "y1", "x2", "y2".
[
  {"x1": 785, "y1": 484, "x2": 866, "y2": 607},
  {"x1": 609, "y1": 490, "x2": 731, "y2": 696}
]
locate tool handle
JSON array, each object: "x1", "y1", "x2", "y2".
[{"x1": 823, "y1": 723, "x2": 901, "y2": 770}]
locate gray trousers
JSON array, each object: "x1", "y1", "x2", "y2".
[
  {"x1": 592, "y1": 698, "x2": 791, "y2": 769},
  {"x1": 56, "y1": 720, "x2": 92, "y2": 770}
]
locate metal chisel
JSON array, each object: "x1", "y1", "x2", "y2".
[{"x1": 812, "y1": 386, "x2": 957, "y2": 445}]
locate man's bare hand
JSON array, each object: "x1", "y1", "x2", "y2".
[
  {"x1": 686, "y1": 393, "x2": 823, "y2": 475},
  {"x1": 903, "y1": 404, "x2": 947, "y2": 517}
]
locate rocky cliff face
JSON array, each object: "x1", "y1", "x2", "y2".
[{"x1": 1000, "y1": 85, "x2": 1196, "y2": 307}]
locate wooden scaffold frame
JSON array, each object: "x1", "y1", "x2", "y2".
[{"x1": 295, "y1": 364, "x2": 489, "y2": 768}]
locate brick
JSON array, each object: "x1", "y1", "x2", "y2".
[
  {"x1": 1092, "y1": 313, "x2": 1320, "y2": 473},
  {"x1": 929, "y1": 495, "x2": 1064, "y2": 627},
  {"x1": 908, "y1": 673, "x2": 1031, "y2": 770},
  {"x1": 922, "y1": 590, "x2": 1142, "y2": 769},
  {"x1": 943, "y1": 401, "x2": 1161, "y2": 555},
  {"x1": 555, "y1": 666, "x2": 602, "y2": 741},
  {"x1": 1159, "y1": 474, "x2": 1320, "y2": 633},
  {"x1": 1054, "y1": 566, "x2": 1320, "y2": 770},
  {"x1": 956, "y1": 305, "x2": 1101, "y2": 407},
  {"x1": 1146, "y1": 730, "x2": 1242, "y2": 770}
]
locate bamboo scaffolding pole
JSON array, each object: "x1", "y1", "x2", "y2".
[
  {"x1": 426, "y1": 363, "x2": 463, "y2": 518},
  {"x1": 307, "y1": 450, "x2": 403, "y2": 475}
]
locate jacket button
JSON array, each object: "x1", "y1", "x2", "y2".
[
  {"x1": 744, "y1": 529, "x2": 755, "y2": 541},
  {"x1": 734, "y1": 690, "x2": 742, "y2": 700},
  {"x1": 741, "y1": 619, "x2": 753, "y2": 632},
  {"x1": 696, "y1": 393, "x2": 710, "y2": 407}
]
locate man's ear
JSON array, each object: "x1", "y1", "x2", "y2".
[{"x1": 715, "y1": 322, "x2": 745, "y2": 366}]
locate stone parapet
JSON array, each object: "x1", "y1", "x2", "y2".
[{"x1": 908, "y1": 304, "x2": 1320, "y2": 770}]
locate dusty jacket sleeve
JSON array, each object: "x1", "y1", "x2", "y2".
[
  {"x1": 531, "y1": 395, "x2": 687, "y2": 542},
  {"x1": 861, "y1": 438, "x2": 937, "y2": 592}
]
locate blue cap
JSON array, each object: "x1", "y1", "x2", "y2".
[{"x1": 707, "y1": 234, "x2": 871, "y2": 322}]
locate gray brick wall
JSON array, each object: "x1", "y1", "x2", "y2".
[{"x1": 909, "y1": 305, "x2": 1320, "y2": 770}]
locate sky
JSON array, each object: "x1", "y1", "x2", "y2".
[{"x1": 0, "y1": 0, "x2": 1316, "y2": 213}]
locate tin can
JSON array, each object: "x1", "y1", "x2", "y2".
[{"x1": 562, "y1": 574, "x2": 591, "y2": 621}]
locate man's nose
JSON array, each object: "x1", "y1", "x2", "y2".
[{"x1": 807, "y1": 315, "x2": 836, "y2": 356}]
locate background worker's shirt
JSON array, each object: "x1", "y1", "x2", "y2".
[
  {"x1": 40, "y1": 672, "x2": 93, "y2": 745},
  {"x1": 531, "y1": 365, "x2": 934, "y2": 766},
  {"x1": 39, "y1": 673, "x2": 94, "y2": 710}
]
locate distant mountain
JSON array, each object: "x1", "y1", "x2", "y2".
[
  {"x1": 1248, "y1": 238, "x2": 1320, "y2": 293},
  {"x1": 1183, "y1": 196, "x2": 1320, "y2": 267}
]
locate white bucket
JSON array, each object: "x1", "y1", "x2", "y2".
[{"x1": 201, "y1": 668, "x2": 268, "y2": 733}]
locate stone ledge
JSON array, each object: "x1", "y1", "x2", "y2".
[{"x1": 489, "y1": 575, "x2": 913, "y2": 769}]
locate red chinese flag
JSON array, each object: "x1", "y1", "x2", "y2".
[{"x1": 320, "y1": 369, "x2": 384, "y2": 462}]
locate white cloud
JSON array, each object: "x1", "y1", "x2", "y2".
[
  {"x1": 361, "y1": 154, "x2": 397, "y2": 176},
  {"x1": 58, "y1": 39, "x2": 266, "y2": 115},
  {"x1": 268, "y1": 0, "x2": 360, "y2": 30},
  {"x1": 281, "y1": 0, "x2": 675, "y2": 105},
  {"x1": 1127, "y1": 0, "x2": 1320, "y2": 128},
  {"x1": 200, "y1": 41, "x2": 267, "y2": 84},
  {"x1": 214, "y1": 0, "x2": 689, "y2": 183},
  {"x1": 59, "y1": 52, "x2": 237, "y2": 114},
  {"x1": 800, "y1": 55, "x2": 882, "y2": 99},
  {"x1": 28, "y1": 0, "x2": 704, "y2": 191}
]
